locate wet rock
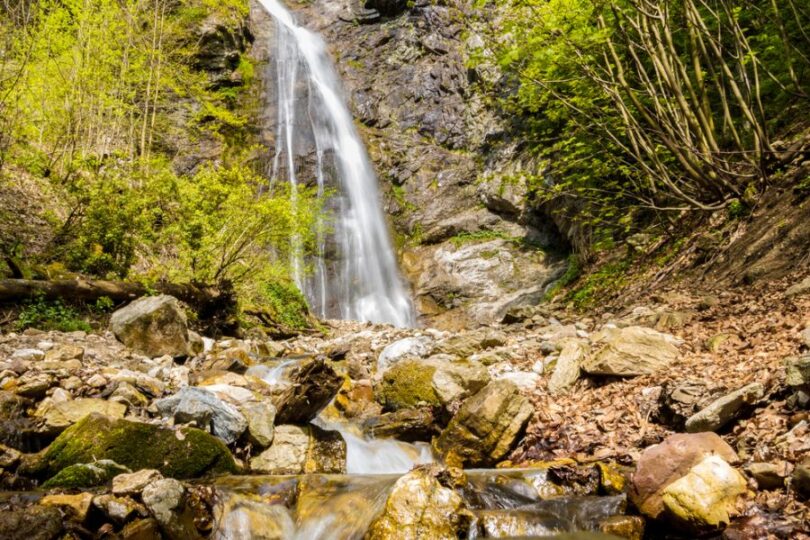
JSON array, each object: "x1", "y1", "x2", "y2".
[
  {"x1": 744, "y1": 462, "x2": 789, "y2": 490},
  {"x1": 684, "y1": 382, "x2": 765, "y2": 433},
  {"x1": 792, "y1": 456, "x2": 810, "y2": 497},
  {"x1": 363, "y1": 407, "x2": 438, "y2": 442},
  {"x1": 376, "y1": 356, "x2": 489, "y2": 411},
  {"x1": 154, "y1": 386, "x2": 247, "y2": 444},
  {"x1": 113, "y1": 468, "x2": 164, "y2": 495},
  {"x1": 599, "y1": 515, "x2": 645, "y2": 539},
  {"x1": 273, "y1": 358, "x2": 342, "y2": 424},
  {"x1": 0, "y1": 505, "x2": 62, "y2": 540},
  {"x1": 94, "y1": 493, "x2": 146, "y2": 522},
  {"x1": 548, "y1": 339, "x2": 586, "y2": 394},
  {"x1": 241, "y1": 402, "x2": 276, "y2": 448},
  {"x1": 41, "y1": 492, "x2": 94, "y2": 522},
  {"x1": 249, "y1": 424, "x2": 346, "y2": 474},
  {"x1": 377, "y1": 336, "x2": 434, "y2": 373},
  {"x1": 142, "y1": 478, "x2": 202, "y2": 540},
  {"x1": 434, "y1": 380, "x2": 532, "y2": 467},
  {"x1": 475, "y1": 508, "x2": 557, "y2": 537},
  {"x1": 366, "y1": 466, "x2": 472, "y2": 540},
  {"x1": 205, "y1": 347, "x2": 252, "y2": 374},
  {"x1": 581, "y1": 326, "x2": 681, "y2": 376},
  {"x1": 631, "y1": 433, "x2": 744, "y2": 530},
  {"x1": 121, "y1": 518, "x2": 162, "y2": 540},
  {"x1": 42, "y1": 459, "x2": 130, "y2": 489},
  {"x1": 26, "y1": 413, "x2": 236, "y2": 480},
  {"x1": 34, "y1": 397, "x2": 127, "y2": 432},
  {"x1": 110, "y1": 295, "x2": 190, "y2": 357},
  {"x1": 0, "y1": 443, "x2": 21, "y2": 467},
  {"x1": 214, "y1": 496, "x2": 294, "y2": 539}
]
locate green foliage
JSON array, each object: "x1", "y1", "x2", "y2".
[
  {"x1": 565, "y1": 258, "x2": 632, "y2": 310},
  {"x1": 476, "y1": 0, "x2": 810, "y2": 254},
  {"x1": 16, "y1": 297, "x2": 92, "y2": 332},
  {"x1": 727, "y1": 199, "x2": 750, "y2": 220},
  {"x1": 257, "y1": 280, "x2": 312, "y2": 331}
]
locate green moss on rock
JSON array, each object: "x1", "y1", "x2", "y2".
[
  {"x1": 29, "y1": 413, "x2": 236, "y2": 480},
  {"x1": 376, "y1": 360, "x2": 441, "y2": 411},
  {"x1": 42, "y1": 460, "x2": 129, "y2": 489}
]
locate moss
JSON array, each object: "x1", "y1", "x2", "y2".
[
  {"x1": 31, "y1": 413, "x2": 236, "y2": 480},
  {"x1": 42, "y1": 460, "x2": 128, "y2": 489},
  {"x1": 377, "y1": 360, "x2": 440, "y2": 411},
  {"x1": 258, "y1": 280, "x2": 312, "y2": 331}
]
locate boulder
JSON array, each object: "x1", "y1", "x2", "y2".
[
  {"x1": 142, "y1": 478, "x2": 202, "y2": 540},
  {"x1": 214, "y1": 496, "x2": 295, "y2": 539},
  {"x1": 40, "y1": 492, "x2": 95, "y2": 522},
  {"x1": 365, "y1": 466, "x2": 472, "y2": 540},
  {"x1": 272, "y1": 358, "x2": 342, "y2": 424},
  {"x1": 34, "y1": 398, "x2": 127, "y2": 432},
  {"x1": 548, "y1": 339, "x2": 586, "y2": 394},
  {"x1": 684, "y1": 383, "x2": 765, "y2": 433},
  {"x1": 434, "y1": 380, "x2": 532, "y2": 467},
  {"x1": 249, "y1": 425, "x2": 346, "y2": 474},
  {"x1": 42, "y1": 459, "x2": 129, "y2": 489},
  {"x1": 110, "y1": 295, "x2": 190, "y2": 357},
  {"x1": 93, "y1": 494, "x2": 146, "y2": 523},
  {"x1": 377, "y1": 336, "x2": 434, "y2": 373},
  {"x1": 26, "y1": 413, "x2": 236, "y2": 480},
  {"x1": 154, "y1": 387, "x2": 247, "y2": 444},
  {"x1": 582, "y1": 326, "x2": 681, "y2": 376},
  {"x1": 376, "y1": 356, "x2": 490, "y2": 411},
  {"x1": 43, "y1": 345, "x2": 84, "y2": 363},
  {"x1": 241, "y1": 402, "x2": 276, "y2": 448},
  {"x1": 113, "y1": 469, "x2": 164, "y2": 495},
  {"x1": 660, "y1": 455, "x2": 746, "y2": 530},
  {"x1": 362, "y1": 407, "x2": 438, "y2": 442},
  {"x1": 656, "y1": 380, "x2": 722, "y2": 430},
  {"x1": 744, "y1": 462, "x2": 789, "y2": 490},
  {"x1": 0, "y1": 505, "x2": 62, "y2": 540},
  {"x1": 630, "y1": 433, "x2": 744, "y2": 530}
]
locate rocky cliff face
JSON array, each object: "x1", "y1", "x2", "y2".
[{"x1": 249, "y1": 0, "x2": 568, "y2": 328}]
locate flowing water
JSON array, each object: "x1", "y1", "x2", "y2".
[{"x1": 258, "y1": 0, "x2": 415, "y2": 327}]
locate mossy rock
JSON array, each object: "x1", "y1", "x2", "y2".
[
  {"x1": 42, "y1": 459, "x2": 129, "y2": 489},
  {"x1": 376, "y1": 360, "x2": 441, "y2": 411},
  {"x1": 27, "y1": 413, "x2": 237, "y2": 480}
]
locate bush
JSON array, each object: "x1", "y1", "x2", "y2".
[{"x1": 15, "y1": 297, "x2": 92, "y2": 332}]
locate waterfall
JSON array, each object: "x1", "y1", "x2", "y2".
[{"x1": 258, "y1": 0, "x2": 415, "y2": 328}]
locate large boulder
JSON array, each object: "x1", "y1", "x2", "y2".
[
  {"x1": 548, "y1": 339, "x2": 586, "y2": 394},
  {"x1": 249, "y1": 425, "x2": 346, "y2": 475},
  {"x1": 375, "y1": 356, "x2": 490, "y2": 411},
  {"x1": 41, "y1": 459, "x2": 129, "y2": 489},
  {"x1": 154, "y1": 387, "x2": 247, "y2": 444},
  {"x1": 433, "y1": 380, "x2": 532, "y2": 467},
  {"x1": 581, "y1": 326, "x2": 681, "y2": 376},
  {"x1": 110, "y1": 295, "x2": 190, "y2": 357},
  {"x1": 272, "y1": 358, "x2": 343, "y2": 424},
  {"x1": 365, "y1": 466, "x2": 472, "y2": 540},
  {"x1": 630, "y1": 433, "x2": 746, "y2": 531},
  {"x1": 362, "y1": 407, "x2": 438, "y2": 442},
  {"x1": 25, "y1": 413, "x2": 236, "y2": 480}
]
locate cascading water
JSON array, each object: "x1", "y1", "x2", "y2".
[{"x1": 259, "y1": 0, "x2": 415, "y2": 327}]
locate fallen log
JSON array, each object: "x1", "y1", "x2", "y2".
[{"x1": 0, "y1": 278, "x2": 238, "y2": 335}]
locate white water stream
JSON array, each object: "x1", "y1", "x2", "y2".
[{"x1": 259, "y1": 0, "x2": 415, "y2": 327}]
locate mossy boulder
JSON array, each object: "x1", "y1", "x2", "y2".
[
  {"x1": 376, "y1": 359, "x2": 441, "y2": 411},
  {"x1": 42, "y1": 459, "x2": 129, "y2": 489},
  {"x1": 26, "y1": 413, "x2": 236, "y2": 480},
  {"x1": 375, "y1": 357, "x2": 490, "y2": 412}
]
